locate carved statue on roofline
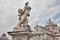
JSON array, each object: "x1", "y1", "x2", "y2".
[{"x1": 15, "y1": 2, "x2": 32, "y2": 32}]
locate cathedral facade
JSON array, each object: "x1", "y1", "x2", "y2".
[
  {"x1": 30, "y1": 19, "x2": 60, "y2": 40},
  {"x1": 7, "y1": 2, "x2": 60, "y2": 40}
]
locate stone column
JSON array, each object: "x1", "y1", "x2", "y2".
[
  {"x1": 40, "y1": 35, "x2": 44, "y2": 40},
  {"x1": 53, "y1": 36, "x2": 57, "y2": 40}
]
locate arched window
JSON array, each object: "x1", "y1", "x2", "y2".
[
  {"x1": 43, "y1": 34, "x2": 48, "y2": 40},
  {"x1": 57, "y1": 38, "x2": 58, "y2": 40},
  {"x1": 36, "y1": 28, "x2": 38, "y2": 32},
  {"x1": 17, "y1": 39, "x2": 21, "y2": 40},
  {"x1": 59, "y1": 29, "x2": 60, "y2": 32}
]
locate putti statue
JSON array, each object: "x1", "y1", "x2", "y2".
[
  {"x1": 8, "y1": 2, "x2": 32, "y2": 40},
  {"x1": 15, "y1": 2, "x2": 31, "y2": 32}
]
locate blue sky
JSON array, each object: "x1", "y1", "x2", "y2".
[{"x1": 0, "y1": 0, "x2": 60, "y2": 39}]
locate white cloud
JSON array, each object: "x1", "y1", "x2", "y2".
[{"x1": 29, "y1": 0, "x2": 60, "y2": 27}]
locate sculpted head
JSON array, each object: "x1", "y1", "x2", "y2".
[
  {"x1": 18, "y1": 8, "x2": 23, "y2": 13},
  {"x1": 25, "y1": 2, "x2": 29, "y2": 6},
  {"x1": 27, "y1": 6, "x2": 31, "y2": 12}
]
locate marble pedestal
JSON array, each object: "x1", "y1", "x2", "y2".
[{"x1": 8, "y1": 31, "x2": 32, "y2": 40}]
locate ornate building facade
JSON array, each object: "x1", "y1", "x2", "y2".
[{"x1": 8, "y1": 2, "x2": 60, "y2": 40}]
